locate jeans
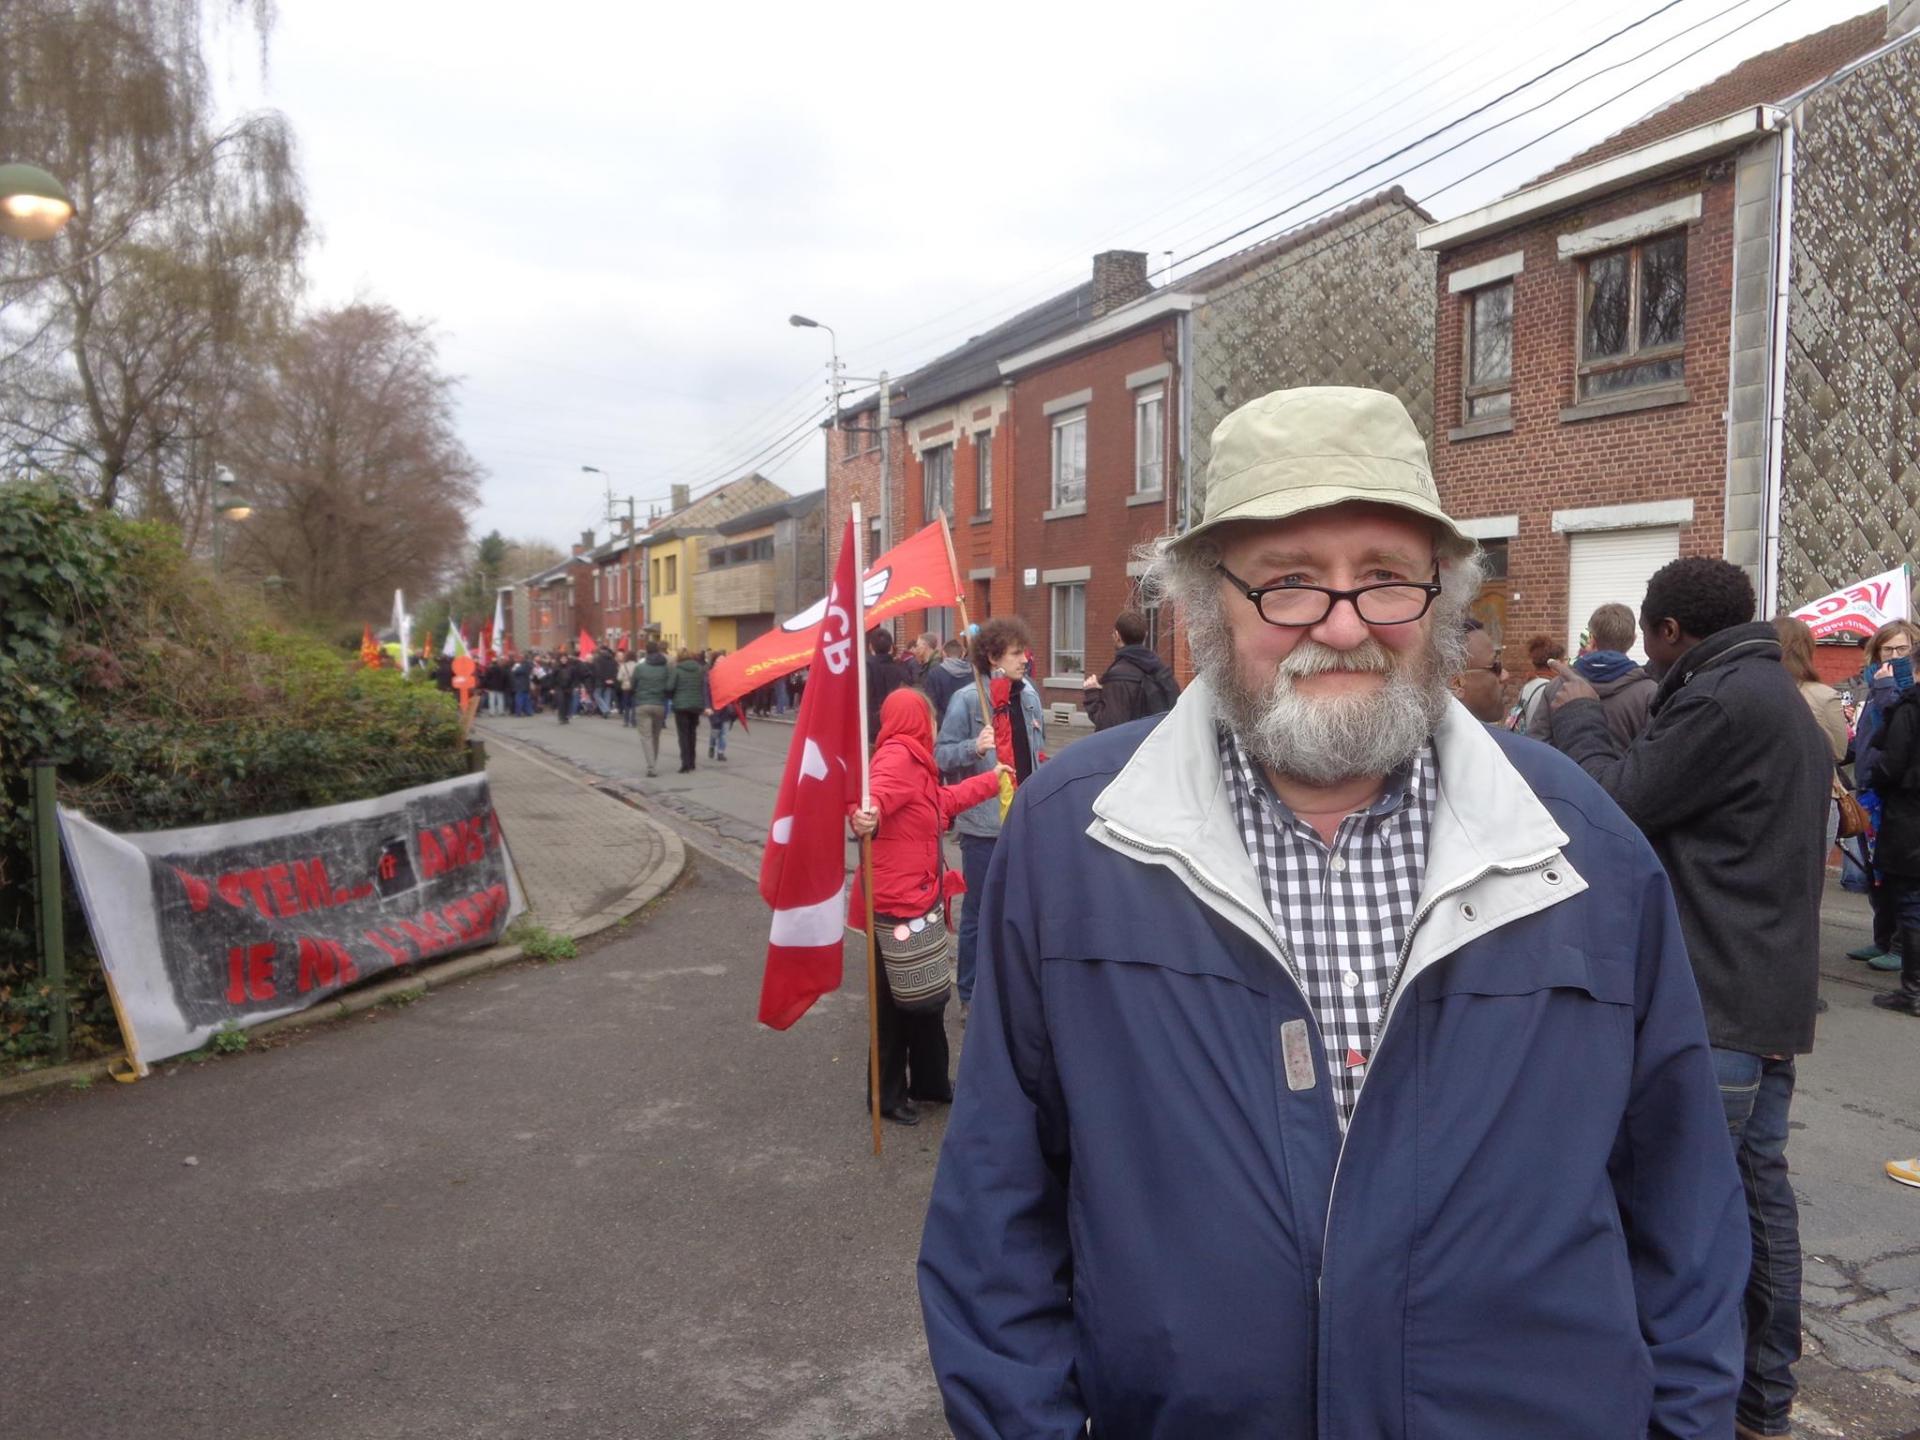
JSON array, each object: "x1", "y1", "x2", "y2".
[
  {"x1": 710, "y1": 711, "x2": 732, "y2": 757},
  {"x1": 1713, "y1": 1047, "x2": 1800, "y2": 1434},
  {"x1": 558, "y1": 688, "x2": 576, "y2": 724},
  {"x1": 594, "y1": 683, "x2": 613, "y2": 717},
  {"x1": 620, "y1": 690, "x2": 636, "y2": 727},
  {"x1": 674, "y1": 709, "x2": 700, "y2": 771},
  {"x1": 956, "y1": 833, "x2": 997, "y2": 1005},
  {"x1": 513, "y1": 689, "x2": 532, "y2": 716}
]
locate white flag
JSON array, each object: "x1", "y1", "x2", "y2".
[
  {"x1": 493, "y1": 590, "x2": 507, "y2": 657},
  {"x1": 393, "y1": 589, "x2": 412, "y2": 674}
]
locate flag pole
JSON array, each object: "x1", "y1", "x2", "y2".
[
  {"x1": 851, "y1": 503, "x2": 882, "y2": 1157},
  {"x1": 937, "y1": 510, "x2": 1010, "y2": 815}
]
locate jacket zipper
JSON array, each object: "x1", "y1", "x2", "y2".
[{"x1": 1315, "y1": 853, "x2": 1559, "y2": 1328}]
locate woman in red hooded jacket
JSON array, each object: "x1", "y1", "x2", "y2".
[{"x1": 849, "y1": 687, "x2": 1008, "y2": 1125}]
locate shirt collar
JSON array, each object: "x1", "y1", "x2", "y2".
[{"x1": 1220, "y1": 724, "x2": 1425, "y2": 835}]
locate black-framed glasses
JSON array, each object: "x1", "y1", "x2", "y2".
[{"x1": 1215, "y1": 562, "x2": 1443, "y2": 628}]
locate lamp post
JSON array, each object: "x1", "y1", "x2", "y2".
[
  {"x1": 0, "y1": 163, "x2": 74, "y2": 242},
  {"x1": 790, "y1": 313, "x2": 893, "y2": 566},
  {"x1": 211, "y1": 464, "x2": 253, "y2": 576},
  {"x1": 583, "y1": 464, "x2": 639, "y2": 645}
]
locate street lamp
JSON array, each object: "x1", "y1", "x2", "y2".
[
  {"x1": 790, "y1": 313, "x2": 891, "y2": 556},
  {"x1": 212, "y1": 464, "x2": 253, "y2": 575},
  {"x1": 0, "y1": 163, "x2": 74, "y2": 242}
]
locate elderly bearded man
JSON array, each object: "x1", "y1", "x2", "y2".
[{"x1": 918, "y1": 387, "x2": 1746, "y2": 1440}]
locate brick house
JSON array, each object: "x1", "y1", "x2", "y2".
[
  {"x1": 636, "y1": 472, "x2": 791, "y2": 654},
  {"x1": 521, "y1": 533, "x2": 598, "y2": 652},
  {"x1": 891, "y1": 267, "x2": 1103, "y2": 642},
  {"x1": 822, "y1": 382, "x2": 907, "y2": 584},
  {"x1": 1418, "y1": 4, "x2": 1919, "y2": 681},
  {"x1": 589, "y1": 516, "x2": 646, "y2": 650}
]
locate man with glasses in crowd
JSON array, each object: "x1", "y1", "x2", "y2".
[{"x1": 920, "y1": 386, "x2": 1746, "y2": 1439}]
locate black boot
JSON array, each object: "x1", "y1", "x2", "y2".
[{"x1": 1872, "y1": 928, "x2": 1920, "y2": 1014}]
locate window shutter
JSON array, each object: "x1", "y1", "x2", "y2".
[{"x1": 1565, "y1": 527, "x2": 1680, "y2": 662}]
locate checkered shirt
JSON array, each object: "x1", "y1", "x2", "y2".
[{"x1": 1218, "y1": 726, "x2": 1436, "y2": 1124}]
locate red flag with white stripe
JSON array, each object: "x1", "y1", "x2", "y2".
[{"x1": 757, "y1": 518, "x2": 864, "y2": 1029}]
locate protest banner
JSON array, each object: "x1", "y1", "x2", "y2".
[
  {"x1": 1791, "y1": 564, "x2": 1912, "y2": 642},
  {"x1": 707, "y1": 520, "x2": 960, "y2": 713},
  {"x1": 59, "y1": 773, "x2": 524, "y2": 1075}
]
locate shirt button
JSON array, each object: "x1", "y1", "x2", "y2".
[
  {"x1": 1329, "y1": 856, "x2": 1347, "y2": 873},
  {"x1": 1342, "y1": 971, "x2": 1360, "y2": 991}
]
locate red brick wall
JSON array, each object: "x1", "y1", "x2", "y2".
[
  {"x1": 894, "y1": 405, "x2": 1014, "y2": 637},
  {"x1": 1007, "y1": 318, "x2": 1181, "y2": 705},
  {"x1": 1432, "y1": 165, "x2": 1736, "y2": 676}
]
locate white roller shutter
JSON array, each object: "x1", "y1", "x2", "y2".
[{"x1": 1566, "y1": 527, "x2": 1680, "y2": 661}]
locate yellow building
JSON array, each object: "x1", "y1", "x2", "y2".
[{"x1": 638, "y1": 473, "x2": 794, "y2": 654}]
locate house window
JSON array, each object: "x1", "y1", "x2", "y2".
[
  {"x1": 592, "y1": 570, "x2": 601, "y2": 602},
  {"x1": 1464, "y1": 282, "x2": 1513, "y2": 418},
  {"x1": 923, "y1": 443, "x2": 954, "y2": 522},
  {"x1": 842, "y1": 423, "x2": 859, "y2": 460},
  {"x1": 870, "y1": 517, "x2": 883, "y2": 564},
  {"x1": 1051, "y1": 410, "x2": 1087, "y2": 508},
  {"x1": 1135, "y1": 388, "x2": 1164, "y2": 494},
  {"x1": 1478, "y1": 537, "x2": 1510, "y2": 581},
  {"x1": 974, "y1": 435, "x2": 992, "y2": 514},
  {"x1": 650, "y1": 558, "x2": 661, "y2": 595},
  {"x1": 1051, "y1": 582, "x2": 1086, "y2": 676},
  {"x1": 1579, "y1": 232, "x2": 1686, "y2": 399},
  {"x1": 664, "y1": 555, "x2": 677, "y2": 594}
]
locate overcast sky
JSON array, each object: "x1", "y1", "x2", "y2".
[{"x1": 215, "y1": 0, "x2": 1881, "y2": 555}]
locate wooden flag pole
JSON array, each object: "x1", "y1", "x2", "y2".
[
  {"x1": 852, "y1": 503, "x2": 882, "y2": 1157},
  {"x1": 937, "y1": 511, "x2": 1009, "y2": 812}
]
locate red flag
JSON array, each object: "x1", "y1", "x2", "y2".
[
  {"x1": 577, "y1": 628, "x2": 597, "y2": 658},
  {"x1": 479, "y1": 618, "x2": 494, "y2": 664},
  {"x1": 757, "y1": 519, "x2": 864, "y2": 1030},
  {"x1": 710, "y1": 519, "x2": 959, "y2": 712},
  {"x1": 359, "y1": 624, "x2": 380, "y2": 670}
]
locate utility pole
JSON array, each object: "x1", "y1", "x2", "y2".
[{"x1": 876, "y1": 369, "x2": 892, "y2": 558}]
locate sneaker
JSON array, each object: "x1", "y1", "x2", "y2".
[
  {"x1": 1887, "y1": 1156, "x2": 1920, "y2": 1188},
  {"x1": 1868, "y1": 951, "x2": 1903, "y2": 972},
  {"x1": 717, "y1": 753, "x2": 727, "y2": 763},
  {"x1": 1847, "y1": 942, "x2": 1887, "y2": 961}
]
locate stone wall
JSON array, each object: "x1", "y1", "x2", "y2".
[{"x1": 1779, "y1": 35, "x2": 1920, "y2": 609}]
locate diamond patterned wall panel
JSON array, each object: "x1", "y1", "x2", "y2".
[{"x1": 1780, "y1": 38, "x2": 1920, "y2": 610}]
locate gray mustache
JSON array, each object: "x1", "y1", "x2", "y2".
[{"x1": 1277, "y1": 641, "x2": 1394, "y2": 679}]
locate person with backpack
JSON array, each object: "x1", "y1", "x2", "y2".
[
  {"x1": 1081, "y1": 609, "x2": 1179, "y2": 730},
  {"x1": 1508, "y1": 633, "x2": 1565, "y2": 733}
]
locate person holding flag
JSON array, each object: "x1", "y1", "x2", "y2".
[
  {"x1": 847, "y1": 689, "x2": 1009, "y2": 1124},
  {"x1": 934, "y1": 616, "x2": 1048, "y2": 1016}
]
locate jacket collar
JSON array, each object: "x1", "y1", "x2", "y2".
[
  {"x1": 1650, "y1": 621, "x2": 1780, "y2": 713},
  {"x1": 1089, "y1": 673, "x2": 1584, "y2": 981}
]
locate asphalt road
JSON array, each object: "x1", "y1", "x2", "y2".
[{"x1": 1, "y1": 856, "x2": 952, "y2": 1440}]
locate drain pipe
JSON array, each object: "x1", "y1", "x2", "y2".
[{"x1": 1759, "y1": 111, "x2": 1797, "y2": 617}]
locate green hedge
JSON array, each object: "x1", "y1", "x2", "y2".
[{"x1": 0, "y1": 483, "x2": 469, "y2": 1067}]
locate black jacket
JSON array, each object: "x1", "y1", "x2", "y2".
[
  {"x1": 1869, "y1": 686, "x2": 1920, "y2": 878},
  {"x1": 1553, "y1": 622, "x2": 1829, "y2": 1056},
  {"x1": 867, "y1": 655, "x2": 913, "y2": 741},
  {"x1": 1085, "y1": 645, "x2": 1179, "y2": 730},
  {"x1": 592, "y1": 649, "x2": 617, "y2": 684}
]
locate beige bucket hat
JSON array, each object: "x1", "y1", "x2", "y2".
[{"x1": 1173, "y1": 386, "x2": 1471, "y2": 555}]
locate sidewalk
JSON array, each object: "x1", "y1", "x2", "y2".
[{"x1": 484, "y1": 738, "x2": 685, "y2": 939}]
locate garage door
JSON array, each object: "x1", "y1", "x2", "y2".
[{"x1": 1566, "y1": 527, "x2": 1680, "y2": 662}]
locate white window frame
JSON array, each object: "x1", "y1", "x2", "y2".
[
  {"x1": 1134, "y1": 387, "x2": 1164, "y2": 495},
  {"x1": 1463, "y1": 280, "x2": 1514, "y2": 419},
  {"x1": 923, "y1": 442, "x2": 954, "y2": 523},
  {"x1": 974, "y1": 434, "x2": 992, "y2": 515},
  {"x1": 1051, "y1": 409, "x2": 1087, "y2": 509},
  {"x1": 1050, "y1": 581, "x2": 1086, "y2": 678}
]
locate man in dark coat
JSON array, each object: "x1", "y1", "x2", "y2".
[
  {"x1": 1082, "y1": 609, "x2": 1179, "y2": 730},
  {"x1": 866, "y1": 628, "x2": 913, "y2": 742},
  {"x1": 923, "y1": 637, "x2": 975, "y2": 744},
  {"x1": 591, "y1": 643, "x2": 618, "y2": 717},
  {"x1": 509, "y1": 655, "x2": 532, "y2": 716},
  {"x1": 1551, "y1": 555, "x2": 1829, "y2": 1440}
]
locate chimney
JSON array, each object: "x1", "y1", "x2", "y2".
[
  {"x1": 1091, "y1": 250, "x2": 1151, "y2": 317},
  {"x1": 573, "y1": 528, "x2": 594, "y2": 556},
  {"x1": 1891, "y1": 0, "x2": 1919, "y2": 38},
  {"x1": 670, "y1": 483, "x2": 691, "y2": 512}
]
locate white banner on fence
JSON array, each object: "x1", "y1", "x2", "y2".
[
  {"x1": 1790, "y1": 565, "x2": 1912, "y2": 643},
  {"x1": 60, "y1": 773, "x2": 524, "y2": 1074}
]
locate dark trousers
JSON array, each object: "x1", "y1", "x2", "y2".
[
  {"x1": 674, "y1": 709, "x2": 700, "y2": 771},
  {"x1": 1713, "y1": 1047, "x2": 1800, "y2": 1435},
  {"x1": 956, "y1": 833, "x2": 997, "y2": 1005},
  {"x1": 870, "y1": 938, "x2": 951, "y2": 1114},
  {"x1": 557, "y1": 688, "x2": 576, "y2": 724}
]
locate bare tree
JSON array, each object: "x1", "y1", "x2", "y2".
[
  {"x1": 224, "y1": 301, "x2": 482, "y2": 624},
  {"x1": 0, "y1": 0, "x2": 305, "y2": 522}
]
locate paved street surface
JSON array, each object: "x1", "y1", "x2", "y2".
[
  {"x1": 2, "y1": 855, "x2": 949, "y2": 1440},
  {"x1": 4, "y1": 703, "x2": 1917, "y2": 1437}
]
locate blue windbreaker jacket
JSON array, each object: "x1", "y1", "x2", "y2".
[{"x1": 919, "y1": 683, "x2": 1746, "y2": 1439}]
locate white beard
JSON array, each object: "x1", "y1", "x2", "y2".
[{"x1": 1211, "y1": 635, "x2": 1452, "y2": 786}]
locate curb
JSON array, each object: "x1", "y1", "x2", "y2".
[{"x1": 0, "y1": 754, "x2": 688, "y2": 1105}]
